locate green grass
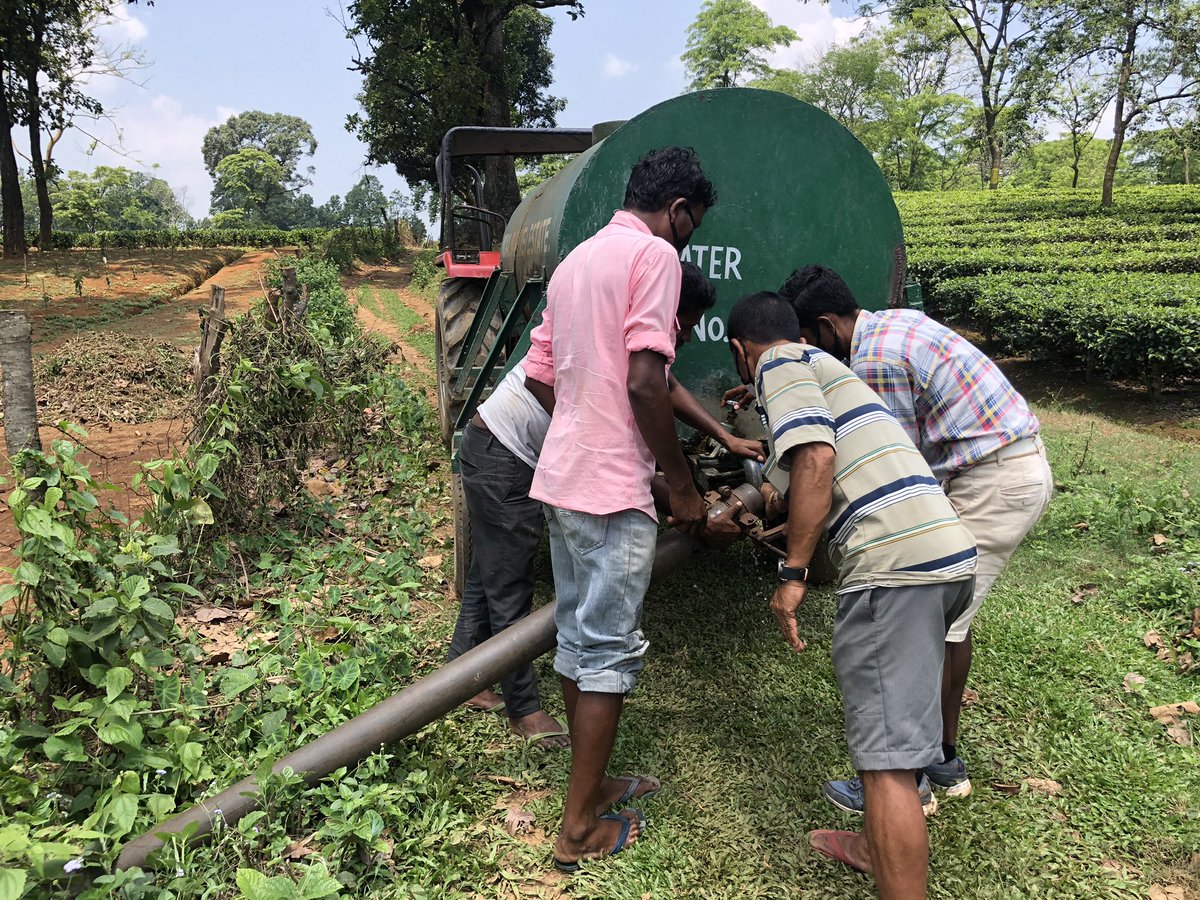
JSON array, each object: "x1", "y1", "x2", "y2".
[
  {"x1": 392, "y1": 403, "x2": 1200, "y2": 898},
  {"x1": 357, "y1": 284, "x2": 436, "y2": 362}
]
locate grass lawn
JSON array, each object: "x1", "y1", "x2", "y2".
[{"x1": 401, "y1": 402, "x2": 1200, "y2": 899}]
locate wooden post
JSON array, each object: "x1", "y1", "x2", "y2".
[
  {"x1": 193, "y1": 285, "x2": 227, "y2": 403},
  {"x1": 0, "y1": 310, "x2": 42, "y2": 459}
]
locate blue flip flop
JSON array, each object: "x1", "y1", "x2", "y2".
[
  {"x1": 611, "y1": 775, "x2": 661, "y2": 808},
  {"x1": 553, "y1": 808, "x2": 647, "y2": 873}
]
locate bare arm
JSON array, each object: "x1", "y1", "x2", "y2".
[
  {"x1": 668, "y1": 372, "x2": 764, "y2": 461},
  {"x1": 770, "y1": 442, "x2": 835, "y2": 652},
  {"x1": 524, "y1": 376, "x2": 556, "y2": 417},
  {"x1": 628, "y1": 350, "x2": 706, "y2": 535}
]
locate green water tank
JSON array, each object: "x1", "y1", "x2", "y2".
[{"x1": 499, "y1": 87, "x2": 907, "y2": 405}]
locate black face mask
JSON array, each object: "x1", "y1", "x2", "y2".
[{"x1": 669, "y1": 203, "x2": 696, "y2": 252}]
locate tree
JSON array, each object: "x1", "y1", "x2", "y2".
[
  {"x1": 201, "y1": 111, "x2": 317, "y2": 181},
  {"x1": 51, "y1": 166, "x2": 192, "y2": 232},
  {"x1": 682, "y1": 0, "x2": 798, "y2": 89},
  {"x1": 342, "y1": 174, "x2": 388, "y2": 226},
  {"x1": 1047, "y1": 0, "x2": 1200, "y2": 205},
  {"x1": 1043, "y1": 63, "x2": 1112, "y2": 188},
  {"x1": 210, "y1": 149, "x2": 293, "y2": 227},
  {"x1": 344, "y1": 0, "x2": 582, "y2": 226},
  {"x1": 842, "y1": 0, "x2": 1054, "y2": 189},
  {"x1": 1147, "y1": 98, "x2": 1199, "y2": 185}
]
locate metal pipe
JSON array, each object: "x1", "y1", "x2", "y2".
[{"x1": 114, "y1": 496, "x2": 761, "y2": 872}]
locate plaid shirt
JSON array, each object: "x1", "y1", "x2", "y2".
[{"x1": 850, "y1": 309, "x2": 1040, "y2": 483}]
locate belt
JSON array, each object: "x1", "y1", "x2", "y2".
[
  {"x1": 469, "y1": 413, "x2": 490, "y2": 434},
  {"x1": 977, "y1": 435, "x2": 1043, "y2": 465}
]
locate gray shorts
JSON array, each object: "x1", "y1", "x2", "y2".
[{"x1": 832, "y1": 579, "x2": 974, "y2": 772}]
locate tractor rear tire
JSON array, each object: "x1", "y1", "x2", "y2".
[{"x1": 435, "y1": 277, "x2": 502, "y2": 449}]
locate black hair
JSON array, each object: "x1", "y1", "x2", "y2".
[
  {"x1": 678, "y1": 261, "x2": 717, "y2": 313},
  {"x1": 727, "y1": 291, "x2": 801, "y2": 345},
  {"x1": 778, "y1": 265, "x2": 861, "y2": 330},
  {"x1": 623, "y1": 146, "x2": 717, "y2": 213}
]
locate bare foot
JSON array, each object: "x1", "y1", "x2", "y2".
[
  {"x1": 553, "y1": 809, "x2": 643, "y2": 866},
  {"x1": 809, "y1": 829, "x2": 873, "y2": 875},
  {"x1": 509, "y1": 711, "x2": 570, "y2": 749},
  {"x1": 594, "y1": 774, "x2": 660, "y2": 816},
  {"x1": 463, "y1": 688, "x2": 504, "y2": 712}
]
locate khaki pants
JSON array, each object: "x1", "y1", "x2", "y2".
[{"x1": 943, "y1": 437, "x2": 1054, "y2": 642}]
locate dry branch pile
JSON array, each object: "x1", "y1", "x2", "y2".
[{"x1": 33, "y1": 332, "x2": 191, "y2": 424}]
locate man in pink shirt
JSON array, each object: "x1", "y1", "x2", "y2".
[{"x1": 523, "y1": 147, "x2": 716, "y2": 871}]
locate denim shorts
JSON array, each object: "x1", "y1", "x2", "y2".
[{"x1": 546, "y1": 506, "x2": 658, "y2": 694}]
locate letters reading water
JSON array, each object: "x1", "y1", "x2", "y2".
[{"x1": 679, "y1": 245, "x2": 743, "y2": 281}]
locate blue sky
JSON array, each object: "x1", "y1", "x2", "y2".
[{"x1": 35, "y1": 0, "x2": 866, "y2": 218}]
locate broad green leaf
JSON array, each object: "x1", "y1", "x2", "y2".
[
  {"x1": 220, "y1": 667, "x2": 259, "y2": 699},
  {"x1": 329, "y1": 658, "x2": 360, "y2": 691},
  {"x1": 259, "y1": 708, "x2": 287, "y2": 738},
  {"x1": 19, "y1": 507, "x2": 55, "y2": 538},
  {"x1": 146, "y1": 793, "x2": 176, "y2": 820},
  {"x1": 97, "y1": 720, "x2": 143, "y2": 749},
  {"x1": 188, "y1": 498, "x2": 215, "y2": 526},
  {"x1": 297, "y1": 862, "x2": 342, "y2": 899},
  {"x1": 44, "y1": 735, "x2": 87, "y2": 763},
  {"x1": 107, "y1": 794, "x2": 138, "y2": 838},
  {"x1": 141, "y1": 597, "x2": 175, "y2": 621},
  {"x1": 13, "y1": 560, "x2": 41, "y2": 586},
  {"x1": 105, "y1": 667, "x2": 134, "y2": 702},
  {"x1": 179, "y1": 742, "x2": 205, "y2": 779},
  {"x1": 0, "y1": 869, "x2": 27, "y2": 900},
  {"x1": 43, "y1": 642, "x2": 67, "y2": 668},
  {"x1": 120, "y1": 575, "x2": 150, "y2": 600},
  {"x1": 295, "y1": 650, "x2": 324, "y2": 692},
  {"x1": 154, "y1": 674, "x2": 182, "y2": 709}
]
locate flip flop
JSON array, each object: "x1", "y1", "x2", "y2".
[
  {"x1": 610, "y1": 775, "x2": 661, "y2": 808},
  {"x1": 808, "y1": 829, "x2": 869, "y2": 875},
  {"x1": 553, "y1": 808, "x2": 647, "y2": 874},
  {"x1": 523, "y1": 729, "x2": 571, "y2": 750}
]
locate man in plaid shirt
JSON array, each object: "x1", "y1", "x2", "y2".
[{"x1": 778, "y1": 265, "x2": 1053, "y2": 812}]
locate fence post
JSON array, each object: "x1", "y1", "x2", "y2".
[
  {"x1": 0, "y1": 310, "x2": 42, "y2": 459},
  {"x1": 193, "y1": 285, "x2": 227, "y2": 406}
]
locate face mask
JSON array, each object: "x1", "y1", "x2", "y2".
[{"x1": 669, "y1": 203, "x2": 696, "y2": 252}]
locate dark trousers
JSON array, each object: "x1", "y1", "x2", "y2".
[{"x1": 447, "y1": 421, "x2": 545, "y2": 718}]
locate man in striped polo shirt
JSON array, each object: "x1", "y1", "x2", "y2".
[
  {"x1": 779, "y1": 265, "x2": 1053, "y2": 806},
  {"x1": 727, "y1": 291, "x2": 976, "y2": 899}
]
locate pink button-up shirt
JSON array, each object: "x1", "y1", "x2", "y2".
[{"x1": 524, "y1": 210, "x2": 680, "y2": 520}]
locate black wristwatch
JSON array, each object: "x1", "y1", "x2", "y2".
[{"x1": 778, "y1": 560, "x2": 809, "y2": 583}]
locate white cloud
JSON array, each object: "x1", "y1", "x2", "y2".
[
  {"x1": 750, "y1": 0, "x2": 870, "y2": 69},
  {"x1": 97, "y1": 1, "x2": 149, "y2": 43},
  {"x1": 601, "y1": 53, "x2": 638, "y2": 79}
]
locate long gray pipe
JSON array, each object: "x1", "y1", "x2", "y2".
[{"x1": 114, "y1": 514, "x2": 743, "y2": 871}]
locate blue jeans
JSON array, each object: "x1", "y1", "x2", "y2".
[{"x1": 547, "y1": 506, "x2": 657, "y2": 694}]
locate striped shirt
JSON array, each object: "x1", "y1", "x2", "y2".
[
  {"x1": 758, "y1": 343, "x2": 976, "y2": 593},
  {"x1": 851, "y1": 309, "x2": 1040, "y2": 483}
]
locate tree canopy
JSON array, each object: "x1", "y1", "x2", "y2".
[
  {"x1": 344, "y1": 0, "x2": 582, "y2": 223},
  {"x1": 682, "y1": 0, "x2": 798, "y2": 89},
  {"x1": 200, "y1": 111, "x2": 317, "y2": 180}
]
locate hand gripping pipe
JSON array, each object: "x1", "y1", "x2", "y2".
[{"x1": 115, "y1": 484, "x2": 764, "y2": 871}]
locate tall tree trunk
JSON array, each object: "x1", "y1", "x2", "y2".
[
  {"x1": 1184, "y1": 147, "x2": 1192, "y2": 185},
  {"x1": 1103, "y1": 11, "x2": 1137, "y2": 209},
  {"x1": 0, "y1": 311, "x2": 42, "y2": 458},
  {"x1": 469, "y1": 4, "x2": 521, "y2": 231},
  {"x1": 27, "y1": 48, "x2": 54, "y2": 248},
  {"x1": 0, "y1": 58, "x2": 28, "y2": 258}
]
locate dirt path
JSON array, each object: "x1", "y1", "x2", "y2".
[
  {"x1": 345, "y1": 261, "x2": 438, "y2": 400},
  {"x1": 83, "y1": 250, "x2": 278, "y2": 353}
]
